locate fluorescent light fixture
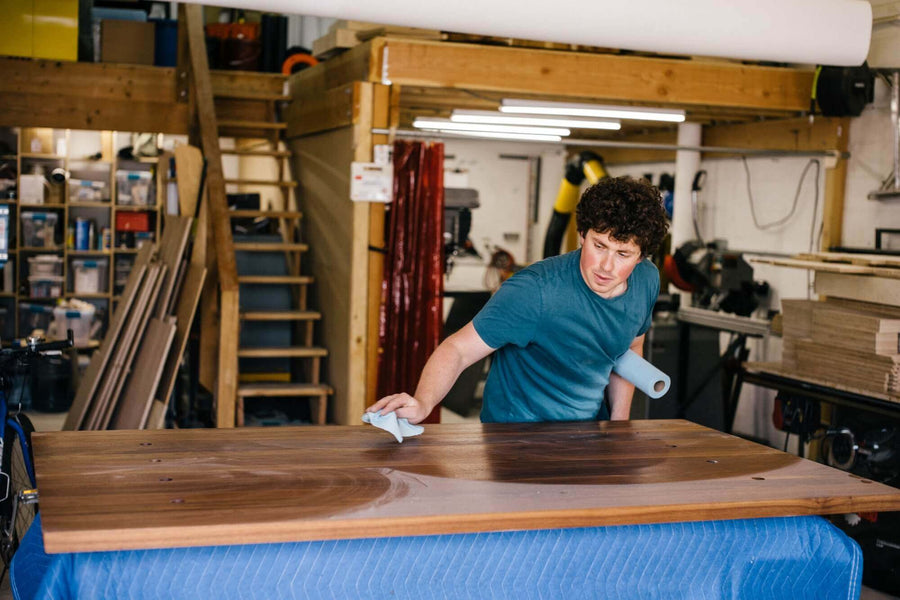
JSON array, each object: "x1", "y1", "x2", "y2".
[
  {"x1": 500, "y1": 99, "x2": 686, "y2": 123},
  {"x1": 413, "y1": 118, "x2": 570, "y2": 137},
  {"x1": 451, "y1": 110, "x2": 621, "y2": 131},
  {"x1": 415, "y1": 129, "x2": 563, "y2": 142}
]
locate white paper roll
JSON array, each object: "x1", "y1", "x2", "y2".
[
  {"x1": 189, "y1": 0, "x2": 872, "y2": 66},
  {"x1": 613, "y1": 350, "x2": 671, "y2": 399}
]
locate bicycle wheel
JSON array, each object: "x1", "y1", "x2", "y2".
[{"x1": 0, "y1": 414, "x2": 36, "y2": 567}]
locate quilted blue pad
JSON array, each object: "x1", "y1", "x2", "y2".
[{"x1": 13, "y1": 514, "x2": 861, "y2": 600}]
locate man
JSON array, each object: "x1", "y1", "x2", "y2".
[{"x1": 368, "y1": 176, "x2": 669, "y2": 424}]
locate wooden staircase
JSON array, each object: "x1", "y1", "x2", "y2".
[
  {"x1": 216, "y1": 90, "x2": 332, "y2": 427},
  {"x1": 180, "y1": 4, "x2": 330, "y2": 427}
]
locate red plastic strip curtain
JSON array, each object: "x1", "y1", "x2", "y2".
[{"x1": 376, "y1": 140, "x2": 445, "y2": 423}]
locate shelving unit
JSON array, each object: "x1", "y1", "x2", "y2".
[{"x1": 0, "y1": 126, "x2": 171, "y2": 346}]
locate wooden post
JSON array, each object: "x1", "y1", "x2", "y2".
[
  {"x1": 181, "y1": 4, "x2": 241, "y2": 427},
  {"x1": 366, "y1": 83, "x2": 393, "y2": 407},
  {"x1": 821, "y1": 118, "x2": 851, "y2": 250}
]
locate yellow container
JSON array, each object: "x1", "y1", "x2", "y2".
[
  {"x1": 0, "y1": 0, "x2": 34, "y2": 59},
  {"x1": 0, "y1": 0, "x2": 77, "y2": 61},
  {"x1": 33, "y1": 0, "x2": 78, "y2": 60}
]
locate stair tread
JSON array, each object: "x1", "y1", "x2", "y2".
[
  {"x1": 215, "y1": 91, "x2": 291, "y2": 102},
  {"x1": 241, "y1": 310, "x2": 321, "y2": 321},
  {"x1": 229, "y1": 210, "x2": 303, "y2": 218},
  {"x1": 224, "y1": 178, "x2": 297, "y2": 187},
  {"x1": 237, "y1": 382, "x2": 332, "y2": 397},
  {"x1": 238, "y1": 275, "x2": 314, "y2": 284},
  {"x1": 220, "y1": 149, "x2": 291, "y2": 158},
  {"x1": 238, "y1": 346, "x2": 328, "y2": 358},
  {"x1": 234, "y1": 242, "x2": 309, "y2": 251},
  {"x1": 218, "y1": 119, "x2": 287, "y2": 129}
]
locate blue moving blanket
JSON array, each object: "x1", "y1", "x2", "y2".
[{"x1": 13, "y1": 514, "x2": 861, "y2": 599}]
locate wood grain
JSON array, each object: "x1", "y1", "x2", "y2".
[
  {"x1": 33, "y1": 420, "x2": 900, "y2": 554},
  {"x1": 111, "y1": 318, "x2": 177, "y2": 430},
  {"x1": 374, "y1": 39, "x2": 814, "y2": 111},
  {"x1": 154, "y1": 264, "x2": 207, "y2": 424},
  {"x1": 68, "y1": 244, "x2": 153, "y2": 431}
]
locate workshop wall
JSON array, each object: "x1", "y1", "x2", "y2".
[
  {"x1": 843, "y1": 77, "x2": 898, "y2": 248},
  {"x1": 603, "y1": 79, "x2": 899, "y2": 448},
  {"x1": 442, "y1": 140, "x2": 565, "y2": 292}
]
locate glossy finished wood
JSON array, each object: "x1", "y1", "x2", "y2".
[{"x1": 33, "y1": 420, "x2": 900, "y2": 554}]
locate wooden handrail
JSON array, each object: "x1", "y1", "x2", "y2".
[{"x1": 181, "y1": 4, "x2": 240, "y2": 427}]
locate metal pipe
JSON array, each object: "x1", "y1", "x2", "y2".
[{"x1": 373, "y1": 128, "x2": 841, "y2": 159}]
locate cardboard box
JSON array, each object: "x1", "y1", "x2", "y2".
[{"x1": 101, "y1": 20, "x2": 155, "y2": 65}]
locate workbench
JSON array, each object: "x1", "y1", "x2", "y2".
[{"x1": 14, "y1": 420, "x2": 900, "y2": 599}]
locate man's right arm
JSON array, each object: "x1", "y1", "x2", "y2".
[{"x1": 367, "y1": 322, "x2": 495, "y2": 423}]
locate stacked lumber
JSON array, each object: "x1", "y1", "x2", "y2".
[
  {"x1": 63, "y1": 215, "x2": 207, "y2": 431},
  {"x1": 781, "y1": 298, "x2": 900, "y2": 396},
  {"x1": 312, "y1": 20, "x2": 442, "y2": 59}
]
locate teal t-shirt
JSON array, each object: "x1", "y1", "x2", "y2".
[{"x1": 473, "y1": 250, "x2": 659, "y2": 423}]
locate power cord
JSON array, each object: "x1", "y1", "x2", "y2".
[{"x1": 742, "y1": 157, "x2": 821, "y2": 231}]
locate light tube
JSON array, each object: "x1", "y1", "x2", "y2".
[
  {"x1": 413, "y1": 118, "x2": 570, "y2": 137},
  {"x1": 500, "y1": 99, "x2": 686, "y2": 123},
  {"x1": 414, "y1": 128, "x2": 563, "y2": 142},
  {"x1": 451, "y1": 110, "x2": 621, "y2": 131}
]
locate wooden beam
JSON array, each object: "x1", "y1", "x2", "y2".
[
  {"x1": 0, "y1": 56, "x2": 287, "y2": 133},
  {"x1": 287, "y1": 41, "x2": 373, "y2": 98},
  {"x1": 704, "y1": 117, "x2": 845, "y2": 153},
  {"x1": 284, "y1": 83, "x2": 356, "y2": 138},
  {"x1": 346, "y1": 81, "x2": 374, "y2": 424},
  {"x1": 210, "y1": 70, "x2": 286, "y2": 97},
  {"x1": 366, "y1": 83, "x2": 392, "y2": 408},
  {"x1": 822, "y1": 118, "x2": 851, "y2": 250},
  {"x1": 182, "y1": 3, "x2": 240, "y2": 428},
  {"x1": 375, "y1": 38, "x2": 814, "y2": 112},
  {"x1": 0, "y1": 57, "x2": 189, "y2": 133},
  {"x1": 589, "y1": 117, "x2": 847, "y2": 165}
]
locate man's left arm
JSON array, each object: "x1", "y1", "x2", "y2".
[{"x1": 606, "y1": 334, "x2": 646, "y2": 420}]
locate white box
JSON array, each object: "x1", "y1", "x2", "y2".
[
  {"x1": 19, "y1": 174, "x2": 45, "y2": 204},
  {"x1": 72, "y1": 258, "x2": 108, "y2": 294}
]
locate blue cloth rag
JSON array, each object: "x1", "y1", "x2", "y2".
[{"x1": 361, "y1": 411, "x2": 424, "y2": 443}]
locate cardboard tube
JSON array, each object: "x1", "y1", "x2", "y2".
[
  {"x1": 184, "y1": 0, "x2": 872, "y2": 66},
  {"x1": 613, "y1": 350, "x2": 671, "y2": 399}
]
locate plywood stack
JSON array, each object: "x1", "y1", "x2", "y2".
[
  {"x1": 63, "y1": 215, "x2": 205, "y2": 431},
  {"x1": 781, "y1": 298, "x2": 900, "y2": 396},
  {"x1": 312, "y1": 20, "x2": 442, "y2": 59}
]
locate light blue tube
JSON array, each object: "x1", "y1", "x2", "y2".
[{"x1": 613, "y1": 350, "x2": 671, "y2": 399}]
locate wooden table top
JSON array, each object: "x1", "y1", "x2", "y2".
[{"x1": 34, "y1": 419, "x2": 900, "y2": 553}]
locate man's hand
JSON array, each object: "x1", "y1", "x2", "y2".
[
  {"x1": 365, "y1": 324, "x2": 495, "y2": 426},
  {"x1": 367, "y1": 393, "x2": 431, "y2": 424}
]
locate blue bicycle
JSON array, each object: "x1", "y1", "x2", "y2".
[{"x1": 0, "y1": 331, "x2": 72, "y2": 577}]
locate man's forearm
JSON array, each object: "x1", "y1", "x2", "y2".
[
  {"x1": 607, "y1": 334, "x2": 646, "y2": 420},
  {"x1": 413, "y1": 341, "x2": 470, "y2": 413},
  {"x1": 606, "y1": 373, "x2": 634, "y2": 420}
]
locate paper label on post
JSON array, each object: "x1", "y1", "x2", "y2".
[
  {"x1": 350, "y1": 162, "x2": 393, "y2": 202},
  {"x1": 373, "y1": 144, "x2": 392, "y2": 167}
]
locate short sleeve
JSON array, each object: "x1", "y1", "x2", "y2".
[
  {"x1": 472, "y1": 269, "x2": 543, "y2": 349},
  {"x1": 637, "y1": 261, "x2": 660, "y2": 336}
]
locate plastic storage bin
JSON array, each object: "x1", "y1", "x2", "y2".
[
  {"x1": 28, "y1": 255, "x2": 64, "y2": 277},
  {"x1": 116, "y1": 170, "x2": 153, "y2": 205},
  {"x1": 29, "y1": 276, "x2": 63, "y2": 298},
  {"x1": 49, "y1": 303, "x2": 97, "y2": 345},
  {"x1": 72, "y1": 258, "x2": 108, "y2": 294},
  {"x1": 19, "y1": 302, "x2": 54, "y2": 335},
  {"x1": 21, "y1": 211, "x2": 58, "y2": 248},
  {"x1": 68, "y1": 178, "x2": 107, "y2": 202}
]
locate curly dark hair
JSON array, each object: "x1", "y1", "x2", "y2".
[{"x1": 575, "y1": 176, "x2": 669, "y2": 257}]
